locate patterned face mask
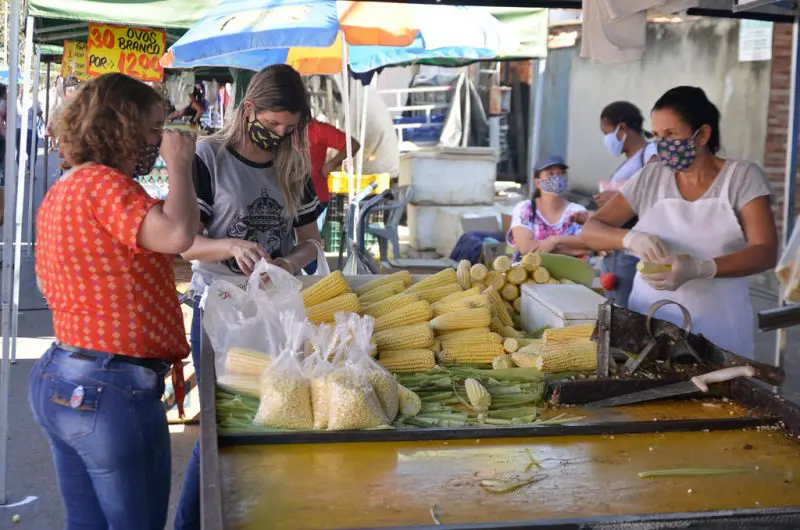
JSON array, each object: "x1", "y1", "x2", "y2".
[
  {"x1": 134, "y1": 138, "x2": 162, "y2": 177},
  {"x1": 539, "y1": 174, "x2": 568, "y2": 196},
  {"x1": 248, "y1": 118, "x2": 285, "y2": 151},
  {"x1": 657, "y1": 130, "x2": 699, "y2": 171}
]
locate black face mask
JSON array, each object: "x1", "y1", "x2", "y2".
[
  {"x1": 134, "y1": 138, "x2": 162, "y2": 177},
  {"x1": 247, "y1": 119, "x2": 285, "y2": 151}
]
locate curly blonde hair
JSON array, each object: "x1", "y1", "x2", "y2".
[{"x1": 56, "y1": 73, "x2": 164, "y2": 171}]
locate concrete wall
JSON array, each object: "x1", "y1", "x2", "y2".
[{"x1": 565, "y1": 19, "x2": 772, "y2": 192}]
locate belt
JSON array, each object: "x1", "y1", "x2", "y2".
[{"x1": 56, "y1": 341, "x2": 170, "y2": 373}]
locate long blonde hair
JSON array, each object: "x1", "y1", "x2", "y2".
[{"x1": 208, "y1": 65, "x2": 311, "y2": 219}]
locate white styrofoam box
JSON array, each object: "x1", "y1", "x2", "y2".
[
  {"x1": 399, "y1": 147, "x2": 497, "y2": 205},
  {"x1": 435, "y1": 206, "x2": 503, "y2": 257},
  {"x1": 520, "y1": 283, "x2": 606, "y2": 332},
  {"x1": 407, "y1": 204, "x2": 440, "y2": 250}
]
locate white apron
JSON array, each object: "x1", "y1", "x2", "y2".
[{"x1": 628, "y1": 161, "x2": 755, "y2": 358}]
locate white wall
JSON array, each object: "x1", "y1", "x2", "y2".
[{"x1": 566, "y1": 19, "x2": 772, "y2": 192}]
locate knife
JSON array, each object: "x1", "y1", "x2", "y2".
[{"x1": 585, "y1": 365, "x2": 757, "y2": 408}]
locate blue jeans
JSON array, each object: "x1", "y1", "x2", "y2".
[
  {"x1": 28, "y1": 344, "x2": 172, "y2": 530},
  {"x1": 601, "y1": 251, "x2": 639, "y2": 310},
  {"x1": 174, "y1": 299, "x2": 203, "y2": 530}
]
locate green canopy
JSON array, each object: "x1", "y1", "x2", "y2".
[{"x1": 489, "y1": 7, "x2": 549, "y2": 59}]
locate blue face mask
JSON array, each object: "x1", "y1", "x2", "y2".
[
  {"x1": 604, "y1": 125, "x2": 626, "y2": 157},
  {"x1": 539, "y1": 174, "x2": 568, "y2": 196}
]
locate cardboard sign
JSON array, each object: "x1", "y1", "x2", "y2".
[
  {"x1": 61, "y1": 41, "x2": 88, "y2": 80},
  {"x1": 86, "y1": 23, "x2": 166, "y2": 82}
]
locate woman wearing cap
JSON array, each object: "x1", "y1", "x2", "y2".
[
  {"x1": 594, "y1": 101, "x2": 659, "y2": 308},
  {"x1": 507, "y1": 155, "x2": 591, "y2": 262},
  {"x1": 582, "y1": 86, "x2": 777, "y2": 359}
]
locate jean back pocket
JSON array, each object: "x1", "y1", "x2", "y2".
[{"x1": 47, "y1": 377, "x2": 103, "y2": 440}]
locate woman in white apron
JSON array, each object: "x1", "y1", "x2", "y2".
[{"x1": 581, "y1": 86, "x2": 778, "y2": 359}]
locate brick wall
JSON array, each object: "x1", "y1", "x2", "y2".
[{"x1": 765, "y1": 23, "x2": 794, "y2": 233}]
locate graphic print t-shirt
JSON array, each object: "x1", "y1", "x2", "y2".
[{"x1": 190, "y1": 141, "x2": 320, "y2": 291}]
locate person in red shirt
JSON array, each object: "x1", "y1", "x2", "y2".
[
  {"x1": 30, "y1": 73, "x2": 198, "y2": 530},
  {"x1": 307, "y1": 118, "x2": 360, "y2": 230}
]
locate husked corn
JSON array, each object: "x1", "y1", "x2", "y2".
[
  {"x1": 521, "y1": 252, "x2": 542, "y2": 271},
  {"x1": 560, "y1": 279, "x2": 575, "y2": 285},
  {"x1": 406, "y1": 268, "x2": 458, "y2": 295},
  {"x1": 413, "y1": 283, "x2": 463, "y2": 304},
  {"x1": 493, "y1": 255, "x2": 512, "y2": 273},
  {"x1": 254, "y1": 374, "x2": 313, "y2": 430},
  {"x1": 486, "y1": 271, "x2": 506, "y2": 291},
  {"x1": 503, "y1": 338, "x2": 519, "y2": 353},
  {"x1": 327, "y1": 370, "x2": 387, "y2": 430},
  {"x1": 510, "y1": 351, "x2": 539, "y2": 368},
  {"x1": 472, "y1": 281, "x2": 486, "y2": 292},
  {"x1": 543, "y1": 323, "x2": 596, "y2": 343},
  {"x1": 517, "y1": 340, "x2": 544, "y2": 355},
  {"x1": 430, "y1": 307, "x2": 491, "y2": 332},
  {"x1": 465, "y1": 378, "x2": 491, "y2": 411},
  {"x1": 379, "y1": 349, "x2": 436, "y2": 373},
  {"x1": 547, "y1": 279, "x2": 560, "y2": 285},
  {"x1": 440, "y1": 330, "x2": 501, "y2": 349},
  {"x1": 437, "y1": 344, "x2": 505, "y2": 365},
  {"x1": 456, "y1": 260, "x2": 473, "y2": 290},
  {"x1": 374, "y1": 300, "x2": 433, "y2": 332},
  {"x1": 433, "y1": 287, "x2": 480, "y2": 308},
  {"x1": 224, "y1": 347, "x2": 271, "y2": 378},
  {"x1": 500, "y1": 283, "x2": 519, "y2": 302},
  {"x1": 484, "y1": 286, "x2": 514, "y2": 327},
  {"x1": 368, "y1": 370, "x2": 400, "y2": 421},
  {"x1": 432, "y1": 293, "x2": 488, "y2": 317},
  {"x1": 512, "y1": 298, "x2": 522, "y2": 313},
  {"x1": 363, "y1": 292, "x2": 419, "y2": 319},
  {"x1": 499, "y1": 325, "x2": 523, "y2": 339},
  {"x1": 373, "y1": 324, "x2": 435, "y2": 351},
  {"x1": 302, "y1": 271, "x2": 350, "y2": 307},
  {"x1": 533, "y1": 267, "x2": 551, "y2": 284},
  {"x1": 438, "y1": 327, "x2": 492, "y2": 338},
  {"x1": 492, "y1": 354, "x2": 515, "y2": 369},
  {"x1": 506, "y1": 266, "x2": 528, "y2": 285},
  {"x1": 358, "y1": 280, "x2": 406, "y2": 306},
  {"x1": 470, "y1": 263, "x2": 489, "y2": 282},
  {"x1": 536, "y1": 340, "x2": 597, "y2": 373},
  {"x1": 355, "y1": 271, "x2": 413, "y2": 296},
  {"x1": 217, "y1": 374, "x2": 261, "y2": 398},
  {"x1": 398, "y1": 385, "x2": 422, "y2": 417},
  {"x1": 306, "y1": 293, "x2": 360, "y2": 325}
]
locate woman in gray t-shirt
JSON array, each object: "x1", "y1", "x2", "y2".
[
  {"x1": 582, "y1": 86, "x2": 777, "y2": 359},
  {"x1": 174, "y1": 65, "x2": 323, "y2": 530}
]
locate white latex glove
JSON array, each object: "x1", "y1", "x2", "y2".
[
  {"x1": 622, "y1": 230, "x2": 670, "y2": 262},
  {"x1": 640, "y1": 255, "x2": 717, "y2": 291}
]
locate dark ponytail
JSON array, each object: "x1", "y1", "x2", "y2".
[
  {"x1": 600, "y1": 101, "x2": 645, "y2": 135},
  {"x1": 529, "y1": 174, "x2": 541, "y2": 223},
  {"x1": 652, "y1": 86, "x2": 721, "y2": 154}
]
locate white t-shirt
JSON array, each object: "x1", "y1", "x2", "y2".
[
  {"x1": 611, "y1": 142, "x2": 658, "y2": 182},
  {"x1": 621, "y1": 159, "x2": 773, "y2": 220}
]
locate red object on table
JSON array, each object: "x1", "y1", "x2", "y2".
[{"x1": 600, "y1": 272, "x2": 617, "y2": 291}]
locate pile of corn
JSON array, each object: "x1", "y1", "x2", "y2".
[
  {"x1": 508, "y1": 323, "x2": 597, "y2": 374},
  {"x1": 302, "y1": 271, "x2": 361, "y2": 325}
]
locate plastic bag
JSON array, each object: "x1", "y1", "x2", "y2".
[
  {"x1": 253, "y1": 313, "x2": 314, "y2": 430},
  {"x1": 347, "y1": 314, "x2": 400, "y2": 422},
  {"x1": 776, "y1": 219, "x2": 800, "y2": 303},
  {"x1": 303, "y1": 325, "x2": 342, "y2": 430},
  {"x1": 326, "y1": 364, "x2": 388, "y2": 431}
]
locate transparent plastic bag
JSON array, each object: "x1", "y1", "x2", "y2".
[
  {"x1": 302, "y1": 328, "x2": 339, "y2": 431},
  {"x1": 253, "y1": 313, "x2": 314, "y2": 430},
  {"x1": 326, "y1": 363, "x2": 388, "y2": 431},
  {"x1": 776, "y1": 219, "x2": 800, "y2": 303},
  {"x1": 347, "y1": 314, "x2": 400, "y2": 423}
]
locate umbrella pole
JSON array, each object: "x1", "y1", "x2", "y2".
[
  {"x1": 356, "y1": 77, "x2": 371, "y2": 187},
  {"x1": 25, "y1": 51, "x2": 40, "y2": 248},
  {"x1": 0, "y1": 0, "x2": 22, "y2": 506},
  {"x1": 340, "y1": 36, "x2": 354, "y2": 202}
]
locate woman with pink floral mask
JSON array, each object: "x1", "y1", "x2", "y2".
[{"x1": 582, "y1": 86, "x2": 777, "y2": 359}]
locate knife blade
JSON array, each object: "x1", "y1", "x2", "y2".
[{"x1": 585, "y1": 365, "x2": 757, "y2": 408}]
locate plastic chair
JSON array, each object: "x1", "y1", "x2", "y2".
[{"x1": 365, "y1": 185, "x2": 413, "y2": 262}]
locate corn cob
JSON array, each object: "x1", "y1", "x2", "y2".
[
  {"x1": 472, "y1": 281, "x2": 486, "y2": 292},
  {"x1": 433, "y1": 287, "x2": 480, "y2": 308},
  {"x1": 378, "y1": 349, "x2": 436, "y2": 373},
  {"x1": 543, "y1": 323, "x2": 596, "y2": 343},
  {"x1": 355, "y1": 271, "x2": 413, "y2": 296},
  {"x1": 362, "y1": 292, "x2": 420, "y2": 319},
  {"x1": 406, "y1": 268, "x2": 458, "y2": 295},
  {"x1": 374, "y1": 300, "x2": 433, "y2": 332},
  {"x1": 517, "y1": 337, "x2": 544, "y2": 348},
  {"x1": 500, "y1": 283, "x2": 519, "y2": 302},
  {"x1": 492, "y1": 255, "x2": 512, "y2": 273},
  {"x1": 510, "y1": 351, "x2": 539, "y2": 368},
  {"x1": 302, "y1": 271, "x2": 350, "y2": 307},
  {"x1": 503, "y1": 338, "x2": 519, "y2": 353},
  {"x1": 499, "y1": 325, "x2": 523, "y2": 339},
  {"x1": 517, "y1": 340, "x2": 544, "y2": 355},
  {"x1": 560, "y1": 279, "x2": 576, "y2": 285},
  {"x1": 490, "y1": 316, "x2": 505, "y2": 334},
  {"x1": 492, "y1": 354, "x2": 515, "y2": 369},
  {"x1": 438, "y1": 327, "x2": 498, "y2": 341},
  {"x1": 547, "y1": 279, "x2": 560, "y2": 284},
  {"x1": 521, "y1": 252, "x2": 542, "y2": 271},
  {"x1": 512, "y1": 314, "x2": 522, "y2": 329},
  {"x1": 358, "y1": 279, "x2": 406, "y2": 306},
  {"x1": 398, "y1": 385, "x2": 423, "y2": 417},
  {"x1": 536, "y1": 340, "x2": 597, "y2": 373},
  {"x1": 456, "y1": 260, "x2": 472, "y2": 290},
  {"x1": 637, "y1": 261, "x2": 672, "y2": 274},
  {"x1": 414, "y1": 283, "x2": 463, "y2": 304},
  {"x1": 224, "y1": 347, "x2": 271, "y2": 377},
  {"x1": 506, "y1": 266, "x2": 528, "y2": 285},
  {"x1": 429, "y1": 307, "x2": 491, "y2": 332},
  {"x1": 440, "y1": 332, "x2": 502, "y2": 352},
  {"x1": 470, "y1": 263, "x2": 488, "y2": 282},
  {"x1": 373, "y1": 324, "x2": 435, "y2": 351},
  {"x1": 512, "y1": 298, "x2": 522, "y2": 313},
  {"x1": 306, "y1": 293, "x2": 360, "y2": 325},
  {"x1": 465, "y1": 378, "x2": 491, "y2": 411},
  {"x1": 432, "y1": 293, "x2": 488, "y2": 317},
  {"x1": 437, "y1": 344, "x2": 505, "y2": 365},
  {"x1": 486, "y1": 270, "x2": 506, "y2": 291},
  {"x1": 431, "y1": 339, "x2": 442, "y2": 353},
  {"x1": 533, "y1": 267, "x2": 551, "y2": 284},
  {"x1": 484, "y1": 286, "x2": 514, "y2": 327}
]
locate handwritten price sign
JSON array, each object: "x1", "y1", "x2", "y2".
[
  {"x1": 61, "y1": 41, "x2": 88, "y2": 80},
  {"x1": 86, "y1": 23, "x2": 166, "y2": 82}
]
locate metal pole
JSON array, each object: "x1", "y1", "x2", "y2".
[
  {"x1": 356, "y1": 79, "x2": 370, "y2": 185},
  {"x1": 340, "y1": 37, "x2": 354, "y2": 201},
  {"x1": 11, "y1": 16, "x2": 35, "y2": 365},
  {"x1": 42, "y1": 61, "x2": 50, "y2": 207},
  {"x1": 527, "y1": 58, "x2": 546, "y2": 192},
  {"x1": 26, "y1": 51, "x2": 40, "y2": 247},
  {"x1": 775, "y1": 15, "x2": 800, "y2": 370},
  {"x1": 0, "y1": 0, "x2": 22, "y2": 506}
]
